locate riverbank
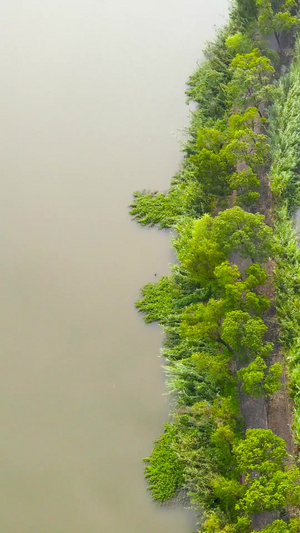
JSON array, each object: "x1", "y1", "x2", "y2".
[{"x1": 131, "y1": 1, "x2": 300, "y2": 531}]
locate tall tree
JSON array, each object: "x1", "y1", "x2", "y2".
[{"x1": 256, "y1": 0, "x2": 298, "y2": 49}]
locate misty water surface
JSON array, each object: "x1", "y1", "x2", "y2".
[{"x1": 0, "y1": 1, "x2": 228, "y2": 531}]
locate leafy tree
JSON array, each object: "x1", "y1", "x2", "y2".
[
  {"x1": 256, "y1": 0, "x2": 298, "y2": 49},
  {"x1": 253, "y1": 518, "x2": 300, "y2": 533},
  {"x1": 222, "y1": 310, "x2": 273, "y2": 358},
  {"x1": 144, "y1": 423, "x2": 183, "y2": 501},
  {"x1": 182, "y1": 299, "x2": 229, "y2": 349},
  {"x1": 211, "y1": 426, "x2": 237, "y2": 471},
  {"x1": 213, "y1": 207, "x2": 273, "y2": 261},
  {"x1": 215, "y1": 261, "x2": 268, "y2": 289},
  {"x1": 182, "y1": 238, "x2": 226, "y2": 285},
  {"x1": 192, "y1": 352, "x2": 232, "y2": 386},
  {"x1": 233, "y1": 430, "x2": 300, "y2": 514},
  {"x1": 226, "y1": 32, "x2": 254, "y2": 54},
  {"x1": 214, "y1": 261, "x2": 270, "y2": 314},
  {"x1": 191, "y1": 128, "x2": 234, "y2": 197},
  {"x1": 236, "y1": 468, "x2": 300, "y2": 513},
  {"x1": 210, "y1": 396, "x2": 240, "y2": 428},
  {"x1": 135, "y1": 276, "x2": 181, "y2": 325},
  {"x1": 227, "y1": 108, "x2": 269, "y2": 169},
  {"x1": 237, "y1": 357, "x2": 282, "y2": 396},
  {"x1": 233, "y1": 429, "x2": 288, "y2": 474},
  {"x1": 130, "y1": 176, "x2": 204, "y2": 229},
  {"x1": 226, "y1": 48, "x2": 275, "y2": 111},
  {"x1": 211, "y1": 475, "x2": 245, "y2": 513},
  {"x1": 229, "y1": 170, "x2": 260, "y2": 206},
  {"x1": 244, "y1": 263, "x2": 268, "y2": 288},
  {"x1": 175, "y1": 215, "x2": 226, "y2": 285},
  {"x1": 264, "y1": 362, "x2": 283, "y2": 394},
  {"x1": 214, "y1": 261, "x2": 241, "y2": 287},
  {"x1": 176, "y1": 209, "x2": 273, "y2": 287}
]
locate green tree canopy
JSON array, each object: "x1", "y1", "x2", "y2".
[
  {"x1": 182, "y1": 299, "x2": 228, "y2": 347},
  {"x1": 253, "y1": 518, "x2": 300, "y2": 533},
  {"x1": 237, "y1": 357, "x2": 282, "y2": 397},
  {"x1": 176, "y1": 208, "x2": 273, "y2": 286},
  {"x1": 233, "y1": 429, "x2": 288, "y2": 474},
  {"x1": 236, "y1": 468, "x2": 300, "y2": 513},
  {"x1": 256, "y1": 0, "x2": 297, "y2": 48},
  {"x1": 226, "y1": 48, "x2": 275, "y2": 111},
  {"x1": 213, "y1": 207, "x2": 273, "y2": 261},
  {"x1": 144, "y1": 423, "x2": 184, "y2": 502},
  {"x1": 222, "y1": 310, "x2": 273, "y2": 358}
]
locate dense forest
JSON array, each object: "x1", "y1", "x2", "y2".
[{"x1": 130, "y1": 1, "x2": 300, "y2": 531}]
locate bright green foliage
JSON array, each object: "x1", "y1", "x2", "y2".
[
  {"x1": 191, "y1": 128, "x2": 233, "y2": 197},
  {"x1": 200, "y1": 513, "x2": 251, "y2": 533},
  {"x1": 135, "y1": 277, "x2": 181, "y2": 325},
  {"x1": 237, "y1": 357, "x2": 282, "y2": 397},
  {"x1": 226, "y1": 32, "x2": 254, "y2": 54},
  {"x1": 144, "y1": 423, "x2": 184, "y2": 501},
  {"x1": 236, "y1": 468, "x2": 300, "y2": 513},
  {"x1": 214, "y1": 261, "x2": 241, "y2": 287},
  {"x1": 182, "y1": 237, "x2": 226, "y2": 285},
  {"x1": 192, "y1": 352, "x2": 233, "y2": 386},
  {"x1": 211, "y1": 476, "x2": 245, "y2": 513},
  {"x1": 227, "y1": 108, "x2": 269, "y2": 170},
  {"x1": 181, "y1": 299, "x2": 227, "y2": 345},
  {"x1": 222, "y1": 310, "x2": 273, "y2": 358},
  {"x1": 233, "y1": 430, "x2": 300, "y2": 516},
  {"x1": 264, "y1": 362, "x2": 283, "y2": 394},
  {"x1": 183, "y1": 304, "x2": 273, "y2": 359},
  {"x1": 210, "y1": 426, "x2": 236, "y2": 472},
  {"x1": 176, "y1": 208, "x2": 273, "y2": 283},
  {"x1": 244, "y1": 263, "x2": 268, "y2": 288},
  {"x1": 256, "y1": 0, "x2": 297, "y2": 48},
  {"x1": 213, "y1": 207, "x2": 273, "y2": 261},
  {"x1": 226, "y1": 48, "x2": 275, "y2": 111},
  {"x1": 188, "y1": 109, "x2": 268, "y2": 204},
  {"x1": 130, "y1": 176, "x2": 204, "y2": 229},
  {"x1": 214, "y1": 261, "x2": 268, "y2": 297},
  {"x1": 175, "y1": 215, "x2": 226, "y2": 285},
  {"x1": 214, "y1": 261, "x2": 270, "y2": 314},
  {"x1": 135, "y1": 265, "x2": 207, "y2": 328},
  {"x1": 233, "y1": 429, "x2": 287, "y2": 474},
  {"x1": 229, "y1": 170, "x2": 260, "y2": 206},
  {"x1": 253, "y1": 518, "x2": 300, "y2": 533}
]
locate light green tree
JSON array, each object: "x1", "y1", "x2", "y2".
[
  {"x1": 236, "y1": 468, "x2": 300, "y2": 513},
  {"x1": 253, "y1": 518, "x2": 300, "y2": 533},
  {"x1": 222, "y1": 310, "x2": 273, "y2": 359},
  {"x1": 256, "y1": 0, "x2": 298, "y2": 49},
  {"x1": 237, "y1": 357, "x2": 282, "y2": 397},
  {"x1": 182, "y1": 299, "x2": 231, "y2": 351},
  {"x1": 213, "y1": 207, "x2": 273, "y2": 261},
  {"x1": 176, "y1": 208, "x2": 273, "y2": 281},
  {"x1": 191, "y1": 128, "x2": 233, "y2": 197},
  {"x1": 226, "y1": 32, "x2": 254, "y2": 54},
  {"x1": 226, "y1": 49, "x2": 275, "y2": 112},
  {"x1": 233, "y1": 429, "x2": 288, "y2": 475},
  {"x1": 214, "y1": 261, "x2": 270, "y2": 314}
]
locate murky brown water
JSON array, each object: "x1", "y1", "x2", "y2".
[{"x1": 0, "y1": 1, "x2": 228, "y2": 531}]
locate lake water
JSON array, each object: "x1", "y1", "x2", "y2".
[{"x1": 0, "y1": 1, "x2": 228, "y2": 531}]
